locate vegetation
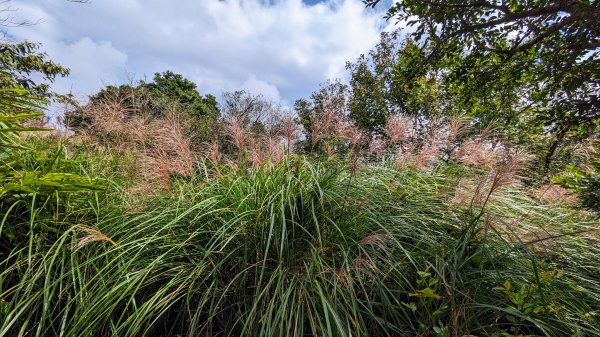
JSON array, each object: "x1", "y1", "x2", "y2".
[
  {"x1": 0, "y1": 42, "x2": 70, "y2": 98},
  {"x1": 65, "y1": 71, "x2": 220, "y2": 145},
  {"x1": 363, "y1": 0, "x2": 599, "y2": 177},
  {"x1": 1, "y1": 1, "x2": 599, "y2": 336}
]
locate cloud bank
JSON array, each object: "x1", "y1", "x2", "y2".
[{"x1": 9, "y1": 0, "x2": 394, "y2": 105}]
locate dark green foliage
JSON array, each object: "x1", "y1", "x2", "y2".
[
  {"x1": 64, "y1": 71, "x2": 220, "y2": 144},
  {"x1": 347, "y1": 33, "x2": 443, "y2": 135},
  {"x1": 294, "y1": 98, "x2": 315, "y2": 148},
  {"x1": 0, "y1": 41, "x2": 70, "y2": 98},
  {"x1": 366, "y1": 0, "x2": 599, "y2": 92},
  {"x1": 555, "y1": 141, "x2": 600, "y2": 211},
  {"x1": 143, "y1": 70, "x2": 219, "y2": 120},
  {"x1": 363, "y1": 0, "x2": 600, "y2": 174}
]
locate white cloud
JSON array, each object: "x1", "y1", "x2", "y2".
[
  {"x1": 8, "y1": 0, "x2": 395, "y2": 103},
  {"x1": 54, "y1": 38, "x2": 128, "y2": 94},
  {"x1": 242, "y1": 76, "x2": 282, "y2": 103}
]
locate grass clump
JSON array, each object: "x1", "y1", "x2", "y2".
[{"x1": 1, "y1": 156, "x2": 599, "y2": 336}]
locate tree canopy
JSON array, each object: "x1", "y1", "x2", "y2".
[
  {"x1": 361, "y1": 0, "x2": 599, "y2": 175},
  {"x1": 366, "y1": 0, "x2": 599, "y2": 67},
  {"x1": 65, "y1": 71, "x2": 220, "y2": 145},
  {"x1": 0, "y1": 41, "x2": 70, "y2": 98},
  {"x1": 143, "y1": 71, "x2": 219, "y2": 120}
]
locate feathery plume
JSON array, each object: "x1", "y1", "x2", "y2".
[
  {"x1": 265, "y1": 136, "x2": 285, "y2": 164},
  {"x1": 360, "y1": 233, "x2": 391, "y2": 251},
  {"x1": 249, "y1": 139, "x2": 266, "y2": 169},
  {"x1": 73, "y1": 225, "x2": 115, "y2": 249},
  {"x1": 368, "y1": 137, "x2": 387, "y2": 158},
  {"x1": 337, "y1": 122, "x2": 363, "y2": 146},
  {"x1": 206, "y1": 141, "x2": 222, "y2": 166},
  {"x1": 447, "y1": 116, "x2": 470, "y2": 144},
  {"x1": 384, "y1": 114, "x2": 414, "y2": 144},
  {"x1": 279, "y1": 114, "x2": 299, "y2": 150},
  {"x1": 532, "y1": 184, "x2": 579, "y2": 205},
  {"x1": 226, "y1": 116, "x2": 247, "y2": 150},
  {"x1": 455, "y1": 139, "x2": 499, "y2": 167}
]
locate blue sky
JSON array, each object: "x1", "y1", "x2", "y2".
[{"x1": 7, "y1": 0, "x2": 395, "y2": 106}]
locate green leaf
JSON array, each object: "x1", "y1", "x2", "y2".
[
  {"x1": 0, "y1": 126, "x2": 50, "y2": 132},
  {"x1": 0, "y1": 112, "x2": 45, "y2": 122},
  {"x1": 409, "y1": 287, "x2": 442, "y2": 300},
  {"x1": 401, "y1": 302, "x2": 417, "y2": 313},
  {"x1": 2, "y1": 183, "x2": 37, "y2": 194}
]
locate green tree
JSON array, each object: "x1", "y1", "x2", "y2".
[
  {"x1": 347, "y1": 33, "x2": 446, "y2": 135},
  {"x1": 364, "y1": 0, "x2": 599, "y2": 173},
  {"x1": 142, "y1": 71, "x2": 220, "y2": 144},
  {"x1": 366, "y1": 0, "x2": 599, "y2": 80},
  {"x1": 0, "y1": 41, "x2": 70, "y2": 98},
  {"x1": 143, "y1": 71, "x2": 219, "y2": 120},
  {"x1": 65, "y1": 71, "x2": 221, "y2": 144},
  {"x1": 346, "y1": 31, "x2": 530, "y2": 140}
]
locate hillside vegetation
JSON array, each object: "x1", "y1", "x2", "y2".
[{"x1": 1, "y1": 1, "x2": 599, "y2": 336}]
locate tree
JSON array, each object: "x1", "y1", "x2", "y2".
[
  {"x1": 294, "y1": 80, "x2": 350, "y2": 152},
  {"x1": 347, "y1": 32, "x2": 446, "y2": 135},
  {"x1": 221, "y1": 90, "x2": 274, "y2": 126},
  {"x1": 65, "y1": 71, "x2": 220, "y2": 145},
  {"x1": 366, "y1": 1, "x2": 599, "y2": 69},
  {"x1": 143, "y1": 71, "x2": 219, "y2": 120},
  {"x1": 365, "y1": 0, "x2": 600, "y2": 174},
  {"x1": 220, "y1": 90, "x2": 295, "y2": 145},
  {"x1": 0, "y1": 41, "x2": 69, "y2": 98},
  {"x1": 346, "y1": 31, "x2": 530, "y2": 140}
]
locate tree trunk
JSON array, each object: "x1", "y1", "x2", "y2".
[{"x1": 543, "y1": 125, "x2": 570, "y2": 176}]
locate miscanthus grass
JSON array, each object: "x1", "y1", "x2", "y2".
[{"x1": 1, "y1": 157, "x2": 599, "y2": 336}]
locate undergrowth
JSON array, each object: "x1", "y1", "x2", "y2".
[
  {"x1": 1, "y1": 90, "x2": 599, "y2": 336},
  {"x1": 1, "y1": 156, "x2": 599, "y2": 336}
]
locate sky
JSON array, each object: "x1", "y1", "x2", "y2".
[{"x1": 7, "y1": 0, "x2": 395, "y2": 106}]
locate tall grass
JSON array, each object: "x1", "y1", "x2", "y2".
[{"x1": 1, "y1": 156, "x2": 598, "y2": 336}]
